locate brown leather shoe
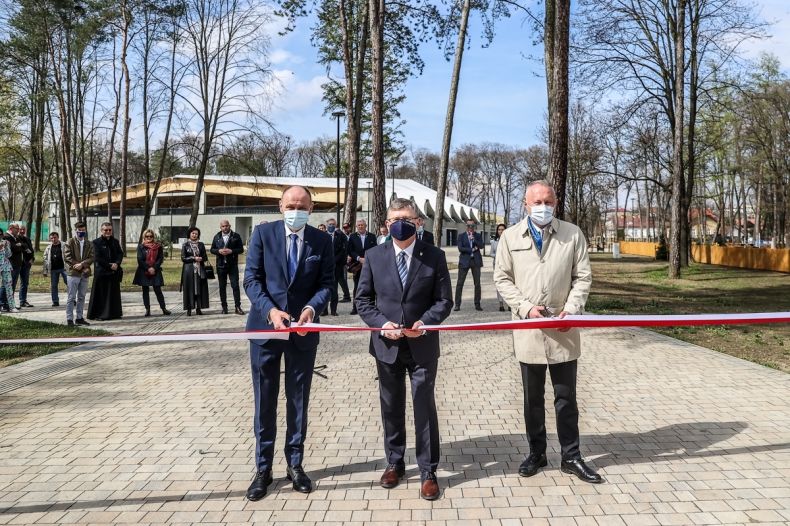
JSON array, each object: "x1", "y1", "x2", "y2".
[
  {"x1": 379, "y1": 463, "x2": 405, "y2": 488},
  {"x1": 419, "y1": 471, "x2": 440, "y2": 500}
]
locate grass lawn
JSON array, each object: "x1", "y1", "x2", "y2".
[
  {"x1": 24, "y1": 257, "x2": 185, "y2": 293},
  {"x1": 0, "y1": 317, "x2": 110, "y2": 367},
  {"x1": 588, "y1": 253, "x2": 790, "y2": 373}
]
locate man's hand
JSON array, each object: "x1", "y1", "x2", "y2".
[
  {"x1": 220, "y1": 248, "x2": 231, "y2": 255},
  {"x1": 556, "y1": 310, "x2": 570, "y2": 332},
  {"x1": 358, "y1": 256, "x2": 365, "y2": 264},
  {"x1": 295, "y1": 308, "x2": 314, "y2": 337},
  {"x1": 74, "y1": 263, "x2": 83, "y2": 271},
  {"x1": 110, "y1": 263, "x2": 118, "y2": 271},
  {"x1": 194, "y1": 256, "x2": 202, "y2": 262},
  {"x1": 381, "y1": 321, "x2": 402, "y2": 340},
  {"x1": 269, "y1": 308, "x2": 291, "y2": 330},
  {"x1": 402, "y1": 320, "x2": 425, "y2": 338},
  {"x1": 527, "y1": 305, "x2": 551, "y2": 319}
]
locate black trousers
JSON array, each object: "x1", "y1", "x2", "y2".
[
  {"x1": 142, "y1": 285, "x2": 166, "y2": 310},
  {"x1": 454, "y1": 265, "x2": 481, "y2": 307},
  {"x1": 520, "y1": 360, "x2": 581, "y2": 461},
  {"x1": 330, "y1": 263, "x2": 349, "y2": 312},
  {"x1": 217, "y1": 264, "x2": 241, "y2": 309},
  {"x1": 376, "y1": 345, "x2": 440, "y2": 473},
  {"x1": 352, "y1": 271, "x2": 361, "y2": 305}
]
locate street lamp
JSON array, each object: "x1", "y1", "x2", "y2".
[{"x1": 332, "y1": 110, "x2": 346, "y2": 225}]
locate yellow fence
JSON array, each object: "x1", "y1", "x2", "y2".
[
  {"x1": 618, "y1": 241, "x2": 659, "y2": 258},
  {"x1": 617, "y1": 241, "x2": 790, "y2": 273},
  {"x1": 692, "y1": 245, "x2": 790, "y2": 273}
]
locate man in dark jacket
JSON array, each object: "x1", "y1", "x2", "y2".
[
  {"x1": 210, "y1": 219, "x2": 245, "y2": 315},
  {"x1": 355, "y1": 198, "x2": 453, "y2": 500},
  {"x1": 324, "y1": 217, "x2": 350, "y2": 315},
  {"x1": 17, "y1": 226, "x2": 35, "y2": 307},
  {"x1": 0, "y1": 223, "x2": 24, "y2": 311},
  {"x1": 455, "y1": 220, "x2": 484, "y2": 311},
  {"x1": 346, "y1": 218, "x2": 377, "y2": 314},
  {"x1": 416, "y1": 217, "x2": 435, "y2": 246}
]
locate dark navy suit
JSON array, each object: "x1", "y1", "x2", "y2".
[
  {"x1": 244, "y1": 220, "x2": 334, "y2": 471},
  {"x1": 455, "y1": 230, "x2": 483, "y2": 308},
  {"x1": 416, "y1": 230, "x2": 434, "y2": 246},
  {"x1": 355, "y1": 239, "x2": 453, "y2": 472}
]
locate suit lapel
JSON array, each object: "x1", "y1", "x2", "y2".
[
  {"x1": 291, "y1": 228, "x2": 313, "y2": 287},
  {"x1": 274, "y1": 223, "x2": 289, "y2": 283},
  {"x1": 402, "y1": 241, "x2": 424, "y2": 298}
]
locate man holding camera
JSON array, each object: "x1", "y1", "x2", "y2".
[{"x1": 493, "y1": 180, "x2": 601, "y2": 484}]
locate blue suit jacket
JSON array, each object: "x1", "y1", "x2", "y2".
[
  {"x1": 457, "y1": 231, "x2": 483, "y2": 269},
  {"x1": 244, "y1": 221, "x2": 335, "y2": 349},
  {"x1": 355, "y1": 240, "x2": 454, "y2": 365}
]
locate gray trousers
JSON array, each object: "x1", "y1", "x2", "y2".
[{"x1": 66, "y1": 274, "x2": 89, "y2": 321}]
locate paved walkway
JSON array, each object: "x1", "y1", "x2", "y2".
[{"x1": 0, "y1": 262, "x2": 789, "y2": 525}]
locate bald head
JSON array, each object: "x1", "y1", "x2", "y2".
[{"x1": 280, "y1": 185, "x2": 314, "y2": 214}]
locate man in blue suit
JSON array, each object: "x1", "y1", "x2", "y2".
[
  {"x1": 243, "y1": 185, "x2": 335, "y2": 500},
  {"x1": 356, "y1": 198, "x2": 453, "y2": 500},
  {"x1": 455, "y1": 220, "x2": 483, "y2": 311}
]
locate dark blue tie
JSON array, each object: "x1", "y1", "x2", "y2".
[
  {"x1": 397, "y1": 251, "x2": 408, "y2": 287},
  {"x1": 288, "y1": 233, "x2": 299, "y2": 282}
]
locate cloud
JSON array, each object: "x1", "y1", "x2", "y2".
[
  {"x1": 740, "y1": 0, "x2": 790, "y2": 69},
  {"x1": 269, "y1": 49, "x2": 304, "y2": 65},
  {"x1": 269, "y1": 70, "x2": 328, "y2": 114}
]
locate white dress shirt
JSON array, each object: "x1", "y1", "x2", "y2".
[
  {"x1": 284, "y1": 223, "x2": 305, "y2": 264},
  {"x1": 393, "y1": 239, "x2": 416, "y2": 272}
]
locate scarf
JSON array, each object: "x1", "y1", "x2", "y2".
[
  {"x1": 144, "y1": 241, "x2": 160, "y2": 268},
  {"x1": 528, "y1": 218, "x2": 543, "y2": 254},
  {"x1": 189, "y1": 241, "x2": 202, "y2": 273}
]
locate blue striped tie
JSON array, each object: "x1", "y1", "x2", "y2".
[
  {"x1": 288, "y1": 233, "x2": 299, "y2": 282},
  {"x1": 397, "y1": 251, "x2": 408, "y2": 287}
]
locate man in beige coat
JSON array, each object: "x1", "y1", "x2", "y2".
[
  {"x1": 63, "y1": 221, "x2": 95, "y2": 327},
  {"x1": 494, "y1": 180, "x2": 602, "y2": 484}
]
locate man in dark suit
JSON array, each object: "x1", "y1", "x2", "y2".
[
  {"x1": 324, "y1": 217, "x2": 350, "y2": 315},
  {"x1": 356, "y1": 198, "x2": 453, "y2": 501},
  {"x1": 455, "y1": 220, "x2": 483, "y2": 311},
  {"x1": 210, "y1": 219, "x2": 245, "y2": 315},
  {"x1": 346, "y1": 218, "x2": 377, "y2": 314},
  {"x1": 243, "y1": 185, "x2": 335, "y2": 500},
  {"x1": 416, "y1": 217, "x2": 435, "y2": 246}
]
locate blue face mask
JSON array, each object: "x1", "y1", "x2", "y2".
[
  {"x1": 77, "y1": 231, "x2": 86, "y2": 238},
  {"x1": 284, "y1": 209, "x2": 310, "y2": 230},
  {"x1": 389, "y1": 220, "x2": 416, "y2": 241},
  {"x1": 327, "y1": 225, "x2": 336, "y2": 233}
]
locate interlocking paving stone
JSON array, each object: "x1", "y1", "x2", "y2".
[{"x1": 1, "y1": 255, "x2": 788, "y2": 525}]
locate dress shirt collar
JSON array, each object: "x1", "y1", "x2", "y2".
[
  {"x1": 284, "y1": 222, "x2": 306, "y2": 241},
  {"x1": 393, "y1": 239, "x2": 416, "y2": 259}
]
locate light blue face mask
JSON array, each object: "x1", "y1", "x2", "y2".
[{"x1": 284, "y1": 209, "x2": 310, "y2": 230}]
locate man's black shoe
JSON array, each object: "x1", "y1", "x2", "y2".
[
  {"x1": 246, "y1": 469, "x2": 273, "y2": 501},
  {"x1": 67, "y1": 320, "x2": 74, "y2": 327},
  {"x1": 221, "y1": 306, "x2": 229, "y2": 314},
  {"x1": 75, "y1": 319, "x2": 90, "y2": 326},
  {"x1": 518, "y1": 453, "x2": 547, "y2": 477},
  {"x1": 350, "y1": 308, "x2": 357, "y2": 315},
  {"x1": 235, "y1": 306, "x2": 245, "y2": 315},
  {"x1": 286, "y1": 465, "x2": 313, "y2": 493},
  {"x1": 561, "y1": 459, "x2": 603, "y2": 484},
  {"x1": 321, "y1": 309, "x2": 329, "y2": 316},
  {"x1": 475, "y1": 305, "x2": 483, "y2": 311},
  {"x1": 340, "y1": 297, "x2": 351, "y2": 303},
  {"x1": 330, "y1": 311, "x2": 338, "y2": 316},
  {"x1": 453, "y1": 305, "x2": 460, "y2": 311},
  {"x1": 21, "y1": 301, "x2": 33, "y2": 308},
  {"x1": 52, "y1": 302, "x2": 60, "y2": 307}
]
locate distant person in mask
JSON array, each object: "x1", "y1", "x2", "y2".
[
  {"x1": 355, "y1": 198, "x2": 453, "y2": 500},
  {"x1": 243, "y1": 185, "x2": 334, "y2": 501},
  {"x1": 63, "y1": 222, "x2": 95, "y2": 326},
  {"x1": 493, "y1": 180, "x2": 600, "y2": 484},
  {"x1": 416, "y1": 216, "x2": 434, "y2": 245}
]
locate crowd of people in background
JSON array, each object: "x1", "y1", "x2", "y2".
[{"x1": 0, "y1": 212, "x2": 513, "y2": 324}]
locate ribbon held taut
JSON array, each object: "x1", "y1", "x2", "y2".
[{"x1": 1, "y1": 312, "x2": 790, "y2": 345}]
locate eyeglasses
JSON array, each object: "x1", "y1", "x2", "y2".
[
  {"x1": 144, "y1": 235, "x2": 154, "y2": 238},
  {"x1": 386, "y1": 216, "x2": 418, "y2": 223}
]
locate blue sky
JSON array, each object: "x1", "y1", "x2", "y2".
[{"x1": 265, "y1": 0, "x2": 790, "y2": 152}]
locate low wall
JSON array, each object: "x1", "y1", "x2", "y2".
[
  {"x1": 618, "y1": 241, "x2": 659, "y2": 258},
  {"x1": 692, "y1": 245, "x2": 790, "y2": 273}
]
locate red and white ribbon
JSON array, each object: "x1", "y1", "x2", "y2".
[{"x1": 1, "y1": 312, "x2": 789, "y2": 345}]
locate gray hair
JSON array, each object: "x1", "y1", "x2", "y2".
[
  {"x1": 526, "y1": 179, "x2": 556, "y2": 198},
  {"x1": 101, "y1": 222, "x2": 113, "y2": 229},
  {"x1": 387, "y1": 198, "x2": 418, "y2": 217}
]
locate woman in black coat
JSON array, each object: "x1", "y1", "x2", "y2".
[
  {"x1": 180, "y1": 226, "x2": 210, "y2": 316},
  {"x1": 133, "y1": 229, "x2": 171, "y2": 316}
]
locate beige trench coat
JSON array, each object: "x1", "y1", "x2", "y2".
[{"x1": 493, "y1": 217, "x2": 592, "y2": 364}]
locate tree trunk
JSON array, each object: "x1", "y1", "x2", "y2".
[
  {"x1": 545, "y1": 0, "x2": 570, "y2": 219},
  {"x1": 435, "y1": 0, "x2": 471, "y2": 246},
  {"x1": 669, "y1": 0, "x2": 686, "y2": 279},
  {"x1": 368, "y1": 0, "x2": 386, "y2": 230},
  {"x1": 119, "y1": 5, "x2": 131, "y2": 252}
]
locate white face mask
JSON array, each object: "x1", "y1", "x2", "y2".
[
  {"x1": 284, "y1": 210, "x2": 310, "y2": 230},
  {"x1": 529, "y1": 204, "x2": 554, "y2": 226}
]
